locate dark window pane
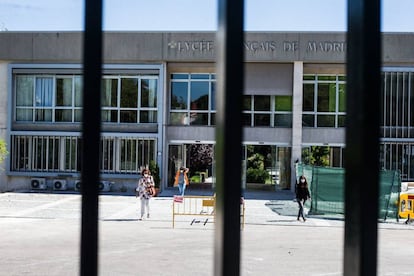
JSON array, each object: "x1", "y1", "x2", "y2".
[
  {"x1": 211, "y1": 82, "x2": 216, "y2": 110},
  {"x1": 190, "y1": 82, "x2": 209, "y2": 110},
  {"x1": 242, "y1": 113, "x2": 251, "y2": 126},
  {"x1": 120, "y1": 78, "x2": 138, "y2": 108},
  {"x1": 243, "y1": 95, "x2": 251, "y2": 111},
  {"x1": 338, "y1": 115, "x2": 346, "y2": 127},
  {"x1": 254, "y1": 114, "x2": 270, "y2": 126},
  {"x1": 55, "y1": 110, "x2": 72, "y2": 122},
  {"x1": 120, "y1": 110, "x2": 137, "y2": 123},
  {"x1": 303, "y1": 84, "x2": 314, "y2": 111},
  {"x1": 275, "y1": 114, "x2": 292, "y2": 127},
  {"x1": 190, "y1": 113, "x2": 208, "y2": 125},
  {"x1": 254, "y1": 95, "x2": 270, "y2": 111},
  {"x1": 141, "y1": 79, "x2": 157, "y2": 108},
  {"x1": 171, "y1": 82, "x2": 188, "y2": 110},
  {"x1": 140, "y1": 111, "x2": 157, "y2": 123},
  {"x1": 302, "y1": 114, "x2": 315, "y2": 127},
  {"x1": 317, "y1": 115, "x2": 335, "y2": 127},
  {"x1": 56, "y1": 78, "x2": 72, "y2": 106},
  {"x1": 317, "y1": 83, "x2": 336, "y2": 112},
  {"x1": 102, "y1": 79, "x2": 118, "y2": 107}
]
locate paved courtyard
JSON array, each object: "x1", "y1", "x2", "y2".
[{"x1": 0, "y1": 190, "x2": 413, "y2": 276}]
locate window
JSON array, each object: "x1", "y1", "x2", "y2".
[
  {"x1": 170, "y1": 73, "x2": 216, "y2": 126},
  {"x1": 10, "y1": 135, "x2": 156, "y2": 174},
  {"x1": 242, "y1": 95, "x2": 292, "y2": 127},
  {"x1": 100, "y1": 76, "x2": 159, "y2": 124},
  {"x1": 15, "y1": 74, "x2": 158, "y2": 124},
  {"x1": 381, "y1": 71, "x2": 414, "y2": 138},
  {"x1": 303, "y1": 75, "x2": 346, "y2": 128}
]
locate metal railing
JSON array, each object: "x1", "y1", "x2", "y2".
[{"x1": 80, "y1": 0, "x2": 381, "y2": 275}]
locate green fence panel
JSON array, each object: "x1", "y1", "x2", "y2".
[{"x1": 295, "y1": 163, "x2": 400, "y2": 221}]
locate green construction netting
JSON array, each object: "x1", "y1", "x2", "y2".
[{"x1": 295, "y1": 164, "x2": 401, "y2": 221}]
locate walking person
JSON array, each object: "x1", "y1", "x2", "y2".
[
  {"x1": 174, "y1": 167, "x2": 189, "y2": 196},
  {"x1": 136, "y1": 168, "x2": 155, "y2": 220},
  {"x1": 296, "y1": 175, "x2": 311, "y2": 222}
]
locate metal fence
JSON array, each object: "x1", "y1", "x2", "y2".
[{"x1": 296, "y1": 163, "x2": 401, "y2": 221}]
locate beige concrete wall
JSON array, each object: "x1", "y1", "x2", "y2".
[{"x1": 0, "y1": 32, "x2": 412, "y2": 63}]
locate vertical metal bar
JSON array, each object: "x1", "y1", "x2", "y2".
[
  {"x1": 344, "y1": 0, "x2": 381, "y2": 275},
  {"x1": 215, "y1": 0, "x2": 244, "y2": 275},
  {"x1": 81, "y1": 0, "x2": 103, "y2": 275}
]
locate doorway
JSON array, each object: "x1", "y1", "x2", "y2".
[{"x1": 168, "y1": 144, "x2": 214, "y2": 187}]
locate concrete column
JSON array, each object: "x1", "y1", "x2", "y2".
[
  {"x1": 0, "y1": 62, "x2": 8, "y2": 192},
  {"x1": 290, "y1": 61, "x2": 303, "y2": 192}
]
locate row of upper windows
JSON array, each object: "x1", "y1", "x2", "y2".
[{"x1": 13, "y1": 72, "x2": 348, "y2": 128}]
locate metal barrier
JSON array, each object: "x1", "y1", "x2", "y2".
[{"x1": 172, "y1": 195, "x2": 245, "y2": 229}]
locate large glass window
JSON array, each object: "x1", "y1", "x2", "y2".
[
  {"x1": 242, "y1": 95, "x2": 292, "y2": 127},
  {"x1": 301, "y1": 146, "x2": 345, "y2": 168},
  {"x1": 14, "y1": 74, "x2": 158, "y2": 124},
  {"x1": 303, "y1": 75, "x2": 346, "y2": 128},
  {"x1": 381, "y1": 71, "x2": 414, "y2": 138},
  {"x1": 170, "y1": 73, "x2": 216, "y2": 126},
  {"x1": 10, "y1": 135, "x2": 156, "y2": 174}
]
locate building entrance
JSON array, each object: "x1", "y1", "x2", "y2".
[
  {"x1": 167, "y1": 144, "x2": 214, "y2": 187},
  {"x1": 167, "y1": 143, "x2": 291, "y2": 191}
]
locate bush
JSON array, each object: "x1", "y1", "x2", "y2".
[{"x1": 246, "y1": 168, "x2": 269, "y2": 184}]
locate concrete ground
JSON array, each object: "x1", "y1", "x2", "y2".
[{"x1": 0, "y1": 189, "x2": 413, "y2": 276}]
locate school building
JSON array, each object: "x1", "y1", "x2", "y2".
[{"x1": 0, "y1": 31, "x2": 413, "y2": 192}]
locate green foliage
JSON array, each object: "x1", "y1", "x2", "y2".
[
  {"x1": 246, "y1": 168, "x2": 269, "y2": 183},
  {"x1": 246, "y1": 146, "x2": 270, "y2": 183},
  {"x1": 247, "y1": 153, "x2": 265, "y2": 170},
  {"x1": 149, "y1": 160, "x2": 160, "y2": 188},
  {"x1": 0, "y1": 138, "x2": 8, "y2": 166},
  {"x1": 302, "y1": 146, "x2": 330, "y2": 167}
]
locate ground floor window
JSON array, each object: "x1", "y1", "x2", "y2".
[
  {"x1": 380, "y1": 142, "x2": 414, "y2": 181},
  {"x1": 167, "y1": 143, "x2": 292, "y2": 190},
  {"x1": 167, "y1": 144, "x2": 214, "y2": 187},
  {"x1": 301, "y1": 146, "x2": 345, "y2": 168},
  {"x1": 243, "y1": 145, "x2": 291, "y2": 189},
  {"x1": 10, "y1": 134, "x2": 156, "y2": 175}
]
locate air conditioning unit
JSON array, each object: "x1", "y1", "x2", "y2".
[
  {"x1": 99, "y1": 181, "x2": 111, "y2": 192},
  {"x1": 53, "y1": 179, "x2": 67, "y2": 191},
  {"x1": 74, "y1": 180, "x2": 82, "y2": 192},
  {"x1": 30, "y1": 178, "x2": 47, "y2": 190}
]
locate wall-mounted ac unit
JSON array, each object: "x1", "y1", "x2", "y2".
[
  {"x1": 53, "y1": 179, "x2": 67, "y2": 191},
  {"x1": 99, "y1": 181, "x2": 111, "y2": 192},
  {"x1": 74, "y1": 180, "x2": 82, "y2": 192},
  {"x1": 31, "y1": 178, "x2": 47, "y2": 190}
]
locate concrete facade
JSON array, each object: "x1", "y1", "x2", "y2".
[{"x1": 0, "y1": 31, "x2": 413, "y2": 192}]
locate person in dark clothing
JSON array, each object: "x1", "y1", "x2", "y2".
[{"x1": 296, "y1": 175, "x2": 311, "y2": 222}]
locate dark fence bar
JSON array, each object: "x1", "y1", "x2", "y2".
[
  {"x1": 215, "y1": 0, "x2": 244, "y2": 275},
  {"x1": 80, "y1": 0, "x2": 103, "y2": 275},
  {"x1": 344, "y1": 0, "x2": 381, "y2": 275}
]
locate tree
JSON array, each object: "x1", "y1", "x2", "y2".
[
  {"x1": 0, "y1": 138, "x2": 8, "y2": 170},
  {"x1": 302, "y1": 146, "x2": 330, "y2": 166}
]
